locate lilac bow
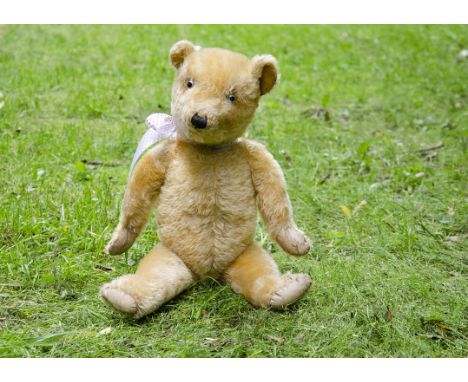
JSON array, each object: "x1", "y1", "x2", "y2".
[{"x1": 129, "y1": 113, "x2": 177, "y2": 175}]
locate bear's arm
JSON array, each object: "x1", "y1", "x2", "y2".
[
  {"x1": 105, "y1": 141, "x2": 173, "y2": 255},
  {"x1": 243, "y1": 139, "x2": 310, "y2": 256}
]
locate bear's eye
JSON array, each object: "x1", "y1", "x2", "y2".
[
  {"x1": 228, "y1": 94, "x2": 236, "y2": 102},
  {"x1": 187, "y1": 80, "x2": 194, "y2": 88}
]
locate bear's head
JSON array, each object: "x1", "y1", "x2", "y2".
[{"x1": 169, "y1": 40, "x2": 279, "y2": 146}]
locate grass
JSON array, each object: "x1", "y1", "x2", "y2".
[{"x1": 0, "y1": 25, "x2": 467, "y2": 357}]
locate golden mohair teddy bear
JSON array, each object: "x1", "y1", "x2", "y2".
[{"x1": 100, "y1": 41, "x2": 311, "y2": 319}]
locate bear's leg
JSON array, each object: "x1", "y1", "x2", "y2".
[
  {"x1": 224, "y1": 243, "x2": 311, "y2": 309},
  {"x1": 100, "y1": 244, "x2": 195, "y2": 319}
]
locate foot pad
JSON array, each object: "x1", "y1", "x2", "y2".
[
  {"x1": 269, "y1": 273, "x2": 311, "y2": 309},
  {"x1": 100, "y1": 285, "x2": 137, "y2": 315}
]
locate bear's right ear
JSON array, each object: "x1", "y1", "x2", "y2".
[{"x1": 170, "y1": 40, "x2": 196, "y2": 69}]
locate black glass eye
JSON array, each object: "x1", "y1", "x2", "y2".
[
  {"x1": 187, "y1": 80, "x2": 193, "y2": 88},
  {"x1": 228, "y1": 94, "x2": 236, "y2": 102}
]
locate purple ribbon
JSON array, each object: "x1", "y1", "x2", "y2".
[{"x1": 129, "y1": 113, "x2": 177, "y2": 176}]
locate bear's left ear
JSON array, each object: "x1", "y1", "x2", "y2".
[
  {"x1": 251, "y1": 55, "x2": 279, "y2": 95},
  {"x1": 170, "y1": 40, "x2": 196, "y2": 69}
]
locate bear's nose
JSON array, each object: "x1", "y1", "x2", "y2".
[{"x1": 191, "y1": 113, "x2": 208, "y2": 129}]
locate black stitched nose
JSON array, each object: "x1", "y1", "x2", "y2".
[{"x1": 191, "y1": 113, "x2": 208, "y2": 129}]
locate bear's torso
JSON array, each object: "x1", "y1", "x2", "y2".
[{"x1": 156, "y1": 139, "x2": 257, "y2": 277}]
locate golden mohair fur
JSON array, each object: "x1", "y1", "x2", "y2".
[{"x1": 101, "y1": 41, "x2": 311, "y2": 319}]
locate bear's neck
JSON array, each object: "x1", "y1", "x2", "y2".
[{"x1": 176, "y1": 136, "x2": 240, "y2": 152}]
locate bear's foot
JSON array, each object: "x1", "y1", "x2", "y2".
[
  {"x1": 100, "y1": 283, "x2": 138, "y2": 316},
  {"x1": 269, "y1": 273, "x2": 311, "y2": 309}
]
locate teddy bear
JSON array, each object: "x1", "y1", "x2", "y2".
[{"x1": 100, "y1": 40, "x2": 311, "y2": 319}]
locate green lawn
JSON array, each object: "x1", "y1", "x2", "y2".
[{"x1": 0, "y1": 25, "x2": 467, "y2": 357}]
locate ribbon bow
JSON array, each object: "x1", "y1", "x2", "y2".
[{"x1": 129, "y1": 113, "x2": 177, "y2": 175}]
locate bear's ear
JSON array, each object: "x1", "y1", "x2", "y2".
[
  {"x1": 251, "y1": 55, "x2": 279, "y2": 95},
  {"x1": 170, "y1": 40, "x2": 196, "y2": 69}
]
